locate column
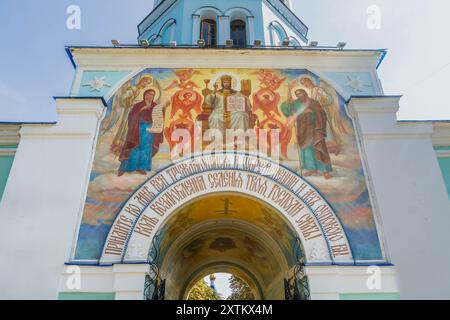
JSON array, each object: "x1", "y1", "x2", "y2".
[
  {"x1": 269, "y1": 24, "x2": 275, "y2": 46},
  {"x1": 113, "y1": 264, "x2": 149, "y2": 300},
  {"x1": 218, "y1": 15, "x2": 230, "y2": 46},
  {"x1": 246, "y1": 16, "x2": 255, "y2": 46},
  {"x1": 170, "y1": 23, "x2": 176, "y2": 43},
  {"x1": 192, "y1": 14, "x2": 200, "y2": 45}
]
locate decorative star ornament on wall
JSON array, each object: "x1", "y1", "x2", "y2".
[
  {"x1": 82, "y1": 76, "x2": 112, "y2": 92},
  {"x1": 344, "y1": 75, "x2": 371, "y2": 93}
]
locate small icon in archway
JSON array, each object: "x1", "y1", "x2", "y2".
[{"x1": 209, "y1": 237, "x2": 237, "y2": 252}]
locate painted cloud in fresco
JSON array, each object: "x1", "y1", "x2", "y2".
[{"x1": 74, "y1": 68, "x2": 383, "y2": 261}]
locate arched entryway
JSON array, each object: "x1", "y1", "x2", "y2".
[
  {"x1": 100, "y1": 153, "x2": 353, "y2": 300},
  {"x1": 144, "y1": 193, "x2": 309, "y2": 300}
]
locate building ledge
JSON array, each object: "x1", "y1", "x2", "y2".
[
  {"x1": 65, "y1": 45, "x2": 386, "y2": 70},
  {"x1": 53, "y1": 96, "x2": 108, "y2": 107},
  {"x1": 0, "y1": 124, "x2": 22, "y2": 145}
]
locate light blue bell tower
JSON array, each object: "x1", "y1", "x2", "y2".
[{"x1": 138, "y1": 0, "x2": 308, "y2": 47}]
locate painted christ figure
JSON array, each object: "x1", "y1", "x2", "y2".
[
  {"x1": 205, "y1": 75, "x2": 252, "y2": 134},
  {"x1": 118, "y1": 89, "x2": 163, "y2": 176},
  {"x1": 281, "y1": 89, "x2": 333, "y2": 179}
]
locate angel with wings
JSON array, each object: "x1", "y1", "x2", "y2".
[
  {"x1": 163, "y1": 70, "x2": 203, "y2": 154},
  {"x1": 100, "y1": 74, "x2": 168, "y2": 175},
  {"x1": 164, "y1": 69, "x2": 203, "y2": 119},
  {"x1": 164, "y1": 69, "x2": 202, "y2": 91},
  {"x1": 298, "y1": 77, "x2": 351, "y2": 148},
  {"x1": 251, "y1": 70, "x2": 286, "y2": 91},
  {"x1": 102, "y1": 75, "x2": 156, "y2": 155},
  {"x1": 170, "y1": 89, "x2": 203, "y2": 119},
  {"x1": 252, "y1": 70, "x2": 286, "y2": 119}
]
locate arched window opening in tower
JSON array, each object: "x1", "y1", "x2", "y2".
[
  {"x1": 201, "y1": 19, "x2": 217, "y2": 47},
  {"x1": 230, "y1": 20, "x2": 247, "y2": 48}
]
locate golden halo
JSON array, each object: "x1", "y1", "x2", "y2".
[
  {"x1": 136, "y1": 74, "x2": 154, "y2": 87},
  {"x1": 298, "y1": 75, "x2": 315, "y2": 85},
  {"x1": 290, "y1": 85, "x2": 309, "y2": 100},
  {"x1": 137, "y1": 86, "x2": 161, "y2": 102}
]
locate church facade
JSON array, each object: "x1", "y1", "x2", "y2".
[{"x1": 1, "y1": 0, "x2": 450, "y2": 300}]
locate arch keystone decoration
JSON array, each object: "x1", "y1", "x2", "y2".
[{"x1": 100, "y1": 153, "x2": 353, "y2": 266}]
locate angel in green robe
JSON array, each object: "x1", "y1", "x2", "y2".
[{"x1": 281, "y1": 88, "x2": 333, "y2": 179}]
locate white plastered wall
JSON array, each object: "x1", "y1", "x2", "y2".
[
  {"x1": 0, "y1": 98, "x2": 105, "y2": 299},
  {"x1": 349, "y1": 97, "x2": 450, "y2": 299}
]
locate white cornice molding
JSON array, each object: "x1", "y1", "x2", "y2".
[
  {"x1": 19, "y1": 98, "x2": 107, "y2": 141},
  {"x1": 18, "y1": 123, "x2": 91, "y2": 141},
  {"x1": 347, "y1": 96, "x2": 441, "y2": 141},
  {"x1": 362, "y1": 133, "x2": 433, "y2": 140},
  {"x1": 0, "y1": 148, "x2": 17, "y2": 156},
  {"x1": 54, "y1": 98, "x2": 106, "y2": 120},
  {"x1": 360, "y1": 122, "x2": 434, "y2": 141},
  {"x1": 432, "y1": 123, "x2": 450, "y2": 146},
  {"x1": 0, "y1": 124, "x2": 20, "y2": 145},
  {"x1": 19, "y1": 132, "x2": 92, "y2": 140},
  {"x1": 305, "y1": 265, "x2": 397, "y2": 276},
  {"x1": 57, "y1": 107, "x2": 105, "y2": 119},
  {"x1": 348, "y1": 96, "x2": 402, "y2": 118},
  {"x1": 69, "y1": 47, "x2": 382, "y2": 71},
  {"x1": 112, "y1": 263, "x2": 150, "y2": 274}
]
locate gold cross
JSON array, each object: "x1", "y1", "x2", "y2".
[{"x1": 216, "y1": 199, "x2": 237, "y2": 216}]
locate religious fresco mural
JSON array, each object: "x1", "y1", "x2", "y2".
[{"x1": 74, "y1": 68, "x2": 383, "y2": 262}]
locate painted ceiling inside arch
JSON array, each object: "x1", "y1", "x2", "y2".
[
  {"x1": 74, "y1": 67, "x2": 383, "y2": 262},
  {"x1": 152, "y1": 194, "x2": 301, "y2": 269}
]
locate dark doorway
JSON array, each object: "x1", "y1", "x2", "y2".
[
  {"x1": 230, "y1": 20, "x2": 247, "y2": 48},
  {"x1": 201, "y1": 19, "x2": 217, "y2": 47}
]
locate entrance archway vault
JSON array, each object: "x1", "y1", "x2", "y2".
[
  {"x1": 155, "y1": 194, "x2": 298, "y2": 300},
  {"x1": 99, "y1": 153, "x2": 354, "y2": 299}
]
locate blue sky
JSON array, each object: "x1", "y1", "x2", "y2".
[{"x1": 0, "y1": 0, "x2": 449, "y2": 122}]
